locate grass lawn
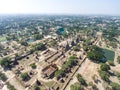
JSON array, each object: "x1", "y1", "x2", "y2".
[
  {"x1": 44, "y1": 81, "x2": 55, "y2": 88},
  {"x1": 40, "y1": 81, "x2": 55, "y2": 90},
  {"x1": 0, "y1": 36, "x2": 6, "y2": 42},
  {"x1": 102, "y1": 48, "x2": 115, "y2": 61}
]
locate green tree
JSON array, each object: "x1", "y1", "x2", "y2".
[
  {"x1": 115, "y1": 72, "x2": 120, "y2": 80},
  {"x1": 50, "y1": 40, "x2": 57, "y2": 46},
  {"x1": 87, "y1": 50, "x2": 103, "y2": 62},
  {"x1": 76, "y1": 74, "x2": 86, "y2": 85},
  {"x1": 0, "y1": 72, "x2": 7, "y2": 81},
  {"x1": 99, "y1": 70, "x2": 110, "y2": 81},
  {"x1": 70, "y1": 83, "x2": 83, "y2": 90},
  {"x1": 35, "y1": 43, "x2": 46, "y2": 51},
  {"x1": 92, "y1": 84, "x2": 98, "y2": 90},
  {"x1": 34, "y1": 34, "x2": 43, "y2": 40},
  {"x1": 55, "y1": 69, "x2": 65, "y2": 78},
  {"x1": 117, "y1": 56, "x2": 120, "y2": 64},
  {"x1": 83, "y1": 45, "x2": 88, "y2": 51},
  {"x1": 20, "y1": 41, "x2": 28, "y2": 46},
  {"x1": 21, "y1": 72, "x2": 29, "y2": 81},
  {"x1": 34, "y1": 85, "x2": 40, "y2": 90},
  {"x1": 7, "y1": 82, "x2": 16, "y2": 90},
  {"x1": 30, "y1": 63, "x2": 36, "y2": 69},
  {"x1": 108, "y1": 61, "x2": 114, "y2": 66},
  {"x1": 73, "y1": 46, "x2": 79, "y2": 51},
  {"x1": 0, "y1": 57, "x2": 12, "y2": 68},
  {"x1": 100, "y1": 63, "x2": 110, "y2": 71},
  {"x1": 110, "y1": 82, "x2": 120, "y2": 90}
]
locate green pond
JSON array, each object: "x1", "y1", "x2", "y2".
[
  {"x1": 102, "y1": 48, "x2": 115, "y2": 61},
  {"x1": 27, "y1": 39, "x2": 35, "y2": 43}
]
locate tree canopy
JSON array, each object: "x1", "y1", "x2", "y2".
[
  {"x1": 0, "y1": 72, "x2": 7, "y2": 81},
  {"x1": 117, "y1": 56, "x2": 120, "y2": 64},
  {"x1": 35, "y1": 43, "x2": 46, "y2": 51},
  {"x1": 99, "y1": 70, "x2": 110, "y2": 81},
  {"x1": 110, "y1": 82, "x2": 120, "y2": 90},
  {"x1": 70, "y1": 83, "x2": 83, "y2": 90},
  {"x1": 0, "y1": 57, "x2": 12, "y2": 69},
  {"x1": 100, "y1": 63, "x2": 110, "y2": 71},
  {"x1": 34, "y1": 34, "x2": 43, "y2": 40},
  {"x1": 7, "y1": 82, "x2": 17, "y2": 90},
  {"x1": 76, "y1": 74, "x2": 86, "y2": 85},
  {"x1": 21, "y1": 72, "x2": 29, "y2": 81},
  {"x1": 87, "y1": 45, "x2": 104, "y2": 62}
]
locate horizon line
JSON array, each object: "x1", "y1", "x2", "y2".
[{"x1": 0, "y1": 13, "x2": 120, "y2": 16}]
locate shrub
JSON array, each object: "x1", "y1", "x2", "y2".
[
  {"x1": 21, "y1": 72, "x2": 29, "y2": 81},
  {"x1": 99, "y1": 70, "x2": 110, "y2": 82},
  {"x1": 7, "y1": 82, "x2": 16, "y2": 90},
  {"x1": 30, "y1": 63, "x2": 36, "y2": 69},
  {"x1": 0, "y1": 72, "x2": 7, "y2": 81},
  {"x1": 0, "y1": 57, "x2": 12, "y2": 69},
  {"x1": 108, "y1": 61, "x2": 114, "y2": 66},
  {"x1": 117, "y1": 56, "x2": 120, "y2": 64},
  {"x1": 110, "y1": 82, "x2": 120, "y2": 90},
  {"x1": 70, "y1": 83, "x2": 83, "y2": 90},
  {"x1": 76, "y1": 74, "x2": 86, "y2": 85},
  {"x1": 100, "y1": 63, "x2": 110, "y2": 71}
]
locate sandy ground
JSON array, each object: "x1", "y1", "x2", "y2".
[
  {"x1": 65, "y1": 58, "x2": 105, "y2": 90},
  {"x1": 65, "y1": 37, "x2": 103, "y2": 90},
  {"x1": 3, "y1": 70, "x2": 25, "y2": 90}
]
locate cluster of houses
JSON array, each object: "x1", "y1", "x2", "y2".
[{"x1": 41, "y1": 35, "x2": 81, "y2": 79}]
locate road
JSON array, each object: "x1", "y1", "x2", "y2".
[
  {"x1": 65, "y1": 58, "x2": 90, "y2": 90},
  {"x1": 64, "y1": 38, "x2": 100, "y2": 90}
]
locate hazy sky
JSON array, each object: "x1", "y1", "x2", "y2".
[{"x1": 0, "y1": 0, "x2": 120, "y2": 15}]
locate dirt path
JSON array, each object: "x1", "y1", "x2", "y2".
[{"x1": 3, "y1": 70, "x2": 25, "y2": 90}]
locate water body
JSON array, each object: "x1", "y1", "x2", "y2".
[
  {"x1": 27, "y1": 39, "x2": 35, "y2": 43},
  {"x1": 102, "y1": 48, "x2": 115, "y2": 61}
]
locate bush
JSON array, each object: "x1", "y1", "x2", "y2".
[
  {"x1": 0, "y1": 57, "x2": 12, "y2": 69},
  {"x1": 92, "y1": 84, "x2": 98, "y2": 90},
  {"x1": 110, "y1": 82, "x2": 120, "y2": 90},
  {"x1": 70, "y1": 83, "x2": 83, "y2": 90},
  {"x1": 76, "y1": 74, "x2": 86, "y2": 85},
  {"x1": 100, "y1": 63, "x2": 110, "y2": 71},
  {"x1": 34, "y1": 85, "x2": 40, "y2": 90},
  {"x1": 87, "y1": 45, "x2": 104, "y2": 62},
  {"x1": 115, "y1": 72, "x2": 120, "y2": 80},
  {"x1": 108, "y1": 61, "x2": 114, "y2": 66},
  {"x1": 21, "y1": 72, "x2": 29, "y2": 81},
  {"x1": 0, "y1": 72, "x2": 7, "y2": 81},
  {"x1": 7, "y1": 82, "x2": 16, "y2": 90},
  {"x1": 50, "y1": 40, "x2": 57, "y2": 46},
  {"x1": 99, "y1": 70, "x2": 110, "y2": 82},
  {"x1": 73, "y1": 46, "x2": 79, "y2": 51},
  {"x1": 20, "y1": 41, "x2": 28, "y2": 46},
  {"x1": 34, "y1": 34, "x2": 43, "y2": 40},
  {"x1": 55, "y1": 55, "x2": 77, "y2": 78},
  {"x1": 30, "y1": 63, "x2": 36, "y2": 69},
  {"x1": 88, "y1": 82, "x2": 93, "y2": 86},
  {"x1": 35, "y1": 43, "x2": 46, "y2": 51},
  {"x1": 117, "y1": 56, "x2": 120, "y2": 64}
]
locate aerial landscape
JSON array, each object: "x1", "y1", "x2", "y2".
[{"x1": 0, "y1": 0, "x2": 120, "y2": 90}]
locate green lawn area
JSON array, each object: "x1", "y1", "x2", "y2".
[
  {"x1": 0, "y1": 36, "x2": 7, "y2": 42},
  {"x1": 40, "y1": 81, "x2": 55, "y2": 90},
  {"x1": 102, "y1": 48, "x2": 115, "y2": 61},
  {"x1": 44, "y1": 81, "x2": 55, "y2": 88}
]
